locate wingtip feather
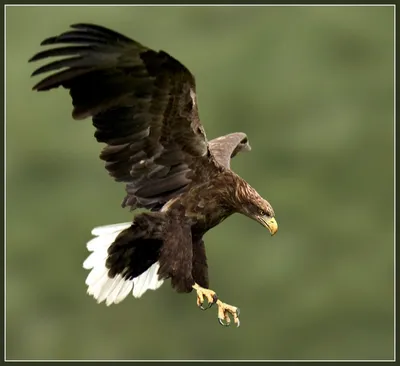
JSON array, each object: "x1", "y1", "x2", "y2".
[{"x1": 40, "y1": 36, "x2": 57, "y2": 46}]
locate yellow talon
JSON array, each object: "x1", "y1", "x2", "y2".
[
  {"x1": 216, "y1": 299, "x2": 240, "y2": 327},
  {"x1": 193, "y1": 283, "x2": 217, "y2": 310},
  {"x1": 193, "y1": 283, "x2": 240, "y2": 327}
]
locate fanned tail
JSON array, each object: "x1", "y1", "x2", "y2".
[{"x1": 83, "y1": 220, "x2": 164, "y2": 306}]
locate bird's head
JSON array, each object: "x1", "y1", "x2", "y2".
[{"x1": 236, "y1": 183, "x2": 278, "y2": 236}]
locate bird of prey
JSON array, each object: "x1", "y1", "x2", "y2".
[{"x1": 29, "y1": 23, "x2": 278, "y2": 327}]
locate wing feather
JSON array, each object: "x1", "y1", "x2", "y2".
[
  {"x1": 208, "y1": 133, "x2": 251, "y2": 169},
  {"x1": 30, "y1": 23, "x2": 211, "y2": 210}
]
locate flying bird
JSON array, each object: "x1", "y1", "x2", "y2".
[{"x1": 29, "y1": 23, "x2": 278, "y2": 327}]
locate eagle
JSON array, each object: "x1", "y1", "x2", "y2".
[{"x1": 29, "y1": 23, "x2": 278, "y2": 327}]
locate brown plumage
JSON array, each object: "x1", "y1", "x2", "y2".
[{"x1": 29, "y1": 23, "x2": 278, "y2": 327}]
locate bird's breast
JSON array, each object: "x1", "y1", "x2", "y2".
[
  {"x1": 166, "y1": 181, "x2": 233, "y2": 232},
  {"x1": 185, "y1": 198, "x2": 232, "y2": 232}
]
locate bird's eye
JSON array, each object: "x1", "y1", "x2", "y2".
[{"x1": 259, "y1": 210, "x2": 266, "y2": 216}]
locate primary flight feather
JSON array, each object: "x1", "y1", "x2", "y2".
[{"x1": 29, "y1": 23, "x2": 278, "y2": 327}]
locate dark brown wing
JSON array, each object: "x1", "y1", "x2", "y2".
[
  {"x1": 208, "y1": 133, "x2": 251, "y2": 169},
  {"x1": 29, "y1": 23, "x2": 211, "y2": 211}
]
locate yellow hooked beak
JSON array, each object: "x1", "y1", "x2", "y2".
[{"x1": 261, "y1": 216, "x2": 278, "y2": 236}]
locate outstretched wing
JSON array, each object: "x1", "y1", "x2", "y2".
[
  {"x1": 208, "y1": 133, "x2": 251, "y2": 169},
  {"x1": 29, "y1": 23, "x2": 211, "y2": 211}
]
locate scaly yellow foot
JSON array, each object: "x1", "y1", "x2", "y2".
[{"x1": 193, "y1": 283, "x2": 241, "y2": 327}]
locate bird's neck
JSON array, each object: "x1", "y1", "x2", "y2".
[{"x1": 221, "y1": 171, "x2": 260, "y2": 213}]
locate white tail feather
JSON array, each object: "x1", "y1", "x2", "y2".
[
  {"x1": 91, "y1": 222, "x2": 133, "y2": 236},
  {"x1": 83, "y1": 222, "x2": 164, "y2": 305},
  {"x1": 132, "y1": 262, "x2": 164, "y2": 298}
]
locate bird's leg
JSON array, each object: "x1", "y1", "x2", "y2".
[{"x1": 192, "y1": 283, "x2": 240, "y2": 327}]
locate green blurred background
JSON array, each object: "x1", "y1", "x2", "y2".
[{"x1": 5, "y1": 5, "x2": 394, "y2": 361}]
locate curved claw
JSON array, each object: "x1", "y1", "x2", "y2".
[
  {"x1": 218, "y1": 317, "x2": 230, "y2": 327},
  {"x1": 234, "y1": 308, "x2": 241, "y2": 327},
  {"x1": 218, "y1": 306, "x2": 240, "y2": 327},
  {"x1": 199, "y1": 293, "x2": 218, "y2": 310},
  {"x1": 200, "y1": 302, "x2": 212, "y2": 311}
]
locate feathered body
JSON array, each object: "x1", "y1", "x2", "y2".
[{"x1": 30, "y1": 24, "x2": 278, "y2": 323}]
